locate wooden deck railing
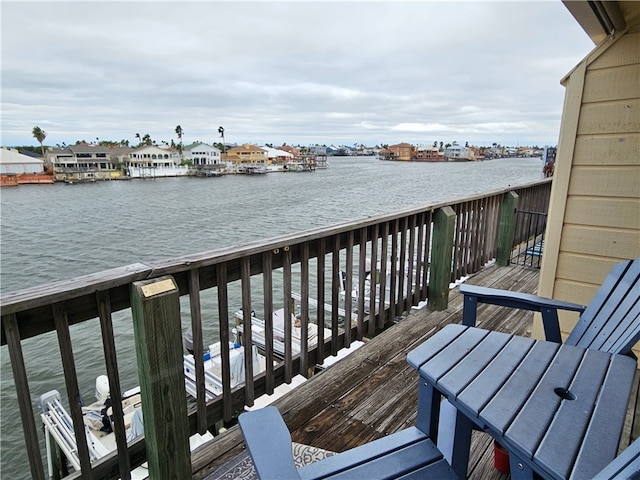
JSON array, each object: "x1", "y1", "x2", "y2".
[{"x1": 0, "y1": 178, "x2": 552, "y2": 479}]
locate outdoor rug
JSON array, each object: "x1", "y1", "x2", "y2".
[{"x1": 205, "y1": 442, "x2": 335, "y2": 480}]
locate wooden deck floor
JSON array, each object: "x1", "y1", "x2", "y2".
[{"x1": 192, "y1": 263, "x2": 640, "y2": 479}]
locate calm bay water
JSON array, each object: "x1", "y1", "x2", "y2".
[{"x1": 0, "y1": 156, "x2": 543, "y2": 477}]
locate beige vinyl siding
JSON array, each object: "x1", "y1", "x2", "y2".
[
  {"x1": 536, "y1": 25, "x2": 640, "y2": 353},
  {"x1": 572, "y1": 134, "x2": 640, "y2": 165},
  {"x1": 564, "y1": 197, "x2": 640, "y2": 229}
]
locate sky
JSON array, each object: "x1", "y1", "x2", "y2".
[{"x1": 1, "y1": 1, "x2": 596, "y2": 149}]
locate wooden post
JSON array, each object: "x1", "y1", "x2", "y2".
[
  {"x1": 131, "y1": 276, "x2": 191, "y2": 480},
  {"x1": 496, "y1": 191, "x2": 519, "y2": 266},
  {"x1": 428, "y1": 206, "x2": 456, "y2": 311}
]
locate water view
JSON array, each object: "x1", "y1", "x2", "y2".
[{"x1": 0, "y1": 156, "x2": 544, "y2": 477}]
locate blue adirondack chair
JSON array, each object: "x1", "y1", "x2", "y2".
[
  {"x1": 238, "y1": 405, "x2": 640, "y2": 479},
  {"x1": 458, "y1": 257, "x2": 640, "y2": 479},
  {"x1": 460, "y1": 257, "x2": 640, "y2": 356},
  {"x1": 596, "y1": 436, "x2": 640, "y2": 479},
  {"x1": 237, "y1": 259, "x2": 640, "y2": 479},
  {"x1": 238, "y1": 405, "x2": 457, "y2": 480}
]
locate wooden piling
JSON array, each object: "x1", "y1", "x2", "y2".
[
  {"x1": 428, "y1": 206, "x2": 456, "y2": 311},
  {"x1": 131, "y1": 276, "x2": 191, "y2": 480}
]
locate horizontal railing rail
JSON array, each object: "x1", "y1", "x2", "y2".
[{"x1": 0, "y1": 178, "x2": 552, "y2": 480}]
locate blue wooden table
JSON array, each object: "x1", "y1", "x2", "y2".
[{"x1": 407, "y1": 324, "x2": 637, "y2": 480}]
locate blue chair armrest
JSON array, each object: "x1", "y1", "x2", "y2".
[
  {"x1": 460, "y1": 284, "x2": 586, "y2": 343},
  {"x1": 594, "y1": 437, "x2": 640, "y2": 479},
  {"x1": 238, "y1": 406, "x2": 301, "y2": 479}
]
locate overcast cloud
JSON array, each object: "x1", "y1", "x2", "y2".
[{"x1": 1, "y1": 1, "x2": 595, "y2": 148}]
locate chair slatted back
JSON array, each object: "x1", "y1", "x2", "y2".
[{"x1": 566, "y1": 258, "x2": 640, "y2": 355}]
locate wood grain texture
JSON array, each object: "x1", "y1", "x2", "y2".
[{"x1": 131, "y1": 276, "x2": 191, "y2": 480}]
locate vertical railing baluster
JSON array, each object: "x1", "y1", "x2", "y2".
[
  {"x1": 397, "y1": 218, "x2": 407, "y2": 317},
  {"x1": 96, "y1": 290, "x2": 131, "y2": 479},
  {"x1": 415, "y1": 212, "x2": 425, "y2": 306},
  {"x1": 406, "y1": 214, "x2": 416, "y2": 314},
  {"x1": 480, "y1": 199, "x2": 489, "y2": 267},
  {"x1": 390, "y1": 219, "x2": 399, "y2": 319},
  {"x1": 344, "y1": 231, "x2": 354, "y2": 348},
  {"x1": 490, "y1": 195, "x2": 500, "y2": 259},
  {"x1": 300, "y1": 243, "x2": 310, "y2": 377},
  {"x1": 368, "y1": 224, "x2": 379, "y2": 337},
  {"x1": 357, "y1": 227, "x2": 367, "y2": 340},
  {"x1": 421, "y1": 211, "x2": 432, "y2": 302},
  {"x1": 216, "y1": 263, "x2": 232, "y2": 423},
  {"x1": 283, "y1": 247, "x2": 293, "y2": 383},
  {"x1": 378, "y1": 221, "x2": 389, "y2": 329},
  {"x1": 461, "y1": 202, "x2": 471, "y2": 278},
  {"x1": 472, "y1": 200, "x2": 481, "y2": 273},
  {"x1": 262, "y1": 252, "x2": 275, "y2": 394},
  {"x1": 3, "y1": 313, "x2": 46, "y2": 480},
  {"x1": 187, "y1": 270, "x2": 207, "y2": 435},
  {"x1": 52, "y1": 302, "x2": 93, "y2": 478},
  {"x1": 480, "y1": 199, "x2": 487, "y2": 269},
  {"x1": 331, "y1": 235, "x2": 340, "y2": 356},
  {"x1": 316, "y1": 239, "x2": 326, "y2": 365},
  {"x1": 451, "y1": 204, "x2": 459, "y2": 281},
  {"x1": 240, "y1": 257, "x2": 255, "y2": 406}
]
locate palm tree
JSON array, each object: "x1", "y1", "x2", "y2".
[
  {"x1": 142, "y1": 134, "x2": 152, "y2": 146},
  {"x1": 218, "y1": 126, "x2": 225, "y2": 154},
  {"x1": 32, "y1": 126, "x2": 47, "y2": 158},
  {"x1": 135, "y1": 133, "x2": 141, "y2": 147},
  {"x1": 175, "y1": 125, "x2": 184, "y2": 163}
]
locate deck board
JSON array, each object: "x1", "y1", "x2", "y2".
[{"x1": 192, "y1": 263, "x2": 639, "y2": 479}]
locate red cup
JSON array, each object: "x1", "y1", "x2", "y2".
[{"x1": 493, "y1": 440, "x2": 510, "y2": 474}]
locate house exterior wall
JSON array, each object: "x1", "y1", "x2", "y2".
[
  {"x1": 388, "y1": 143, "x2": 414, "y2": 161},
  {"x1": 226, "y1": 144, "x2": 267, "y2": 164},
  {"x1": 444, "y1": 145, "x2": 470, "y2": 160},
  {"x1": 1, "y1": 161, "x2": 44, "y2": 174},
  {"x1": 536, "y1": 16, "x2": 640, "y2": 352},
  {"x1": 184, "y1": 143, "x2": 221, "y2": 166}
]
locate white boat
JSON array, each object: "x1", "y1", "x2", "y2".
[
  {"x1": 233, "y1": 294, "x2": 357, "y2": 358},
  {"x1": 183, "y1": 342, "x2": 267, "y2": 401},
  {"x1": 339, "y1": 260, "x2": 416, "y2": 315},
  {"x1": 237, "y1": 165, "x2": 268, "y2": 174},
  {"x1": 40, "y1": 378, "x2": 213, "y2": 479}
]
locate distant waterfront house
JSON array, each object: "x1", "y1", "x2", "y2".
[
  {"x1": 415, "y1": 145, "x2": 443, "y2": 162},
  {"x1": 388, "y1": 143, "x2": 415, "y2": 161},
  {"x1": 0, "y1": 147, "x2": 53, "y2": 185},
  {"x1": 46, "y1": 144, "x2": 122, "y2": 181},
  {"x1": 468, "y1": 146, "x2": 483, "y2": 161},
  {"x1": 308, "y1": 144, "x2": 327, "y2": 156},
  {"x1": 278, "y1": 145, "x2": 301, "y2": 156},
  {"x1": 378, "y1": 147, "x2": 393, "y2": 160},
  {"x1": 517, "y1": 147, "x2": 536, "y2": 157},
  {"x1": 183, "y1": 143, "x2": 221, "y2": 167},
  {"x1": 126, "y1": 145, "x2": 186, "y2": 178},
  {"x1": 327, "y1": 145, "x2": 352, "y2": 156},
  {"x1": 1, "y1": 147, "x2": 46, "y2": 174},
  {"x1": 261, "y1": 146, "x2": 293, "y2": 164},
  {"x1": 444, "y1": 144, "x2": 470, "y2": 161},
  {"x1": 109, "y1": 146, "x2": 135, "y2": 168},
  {"x1": 225, "y1": 144, "x2": 267, "y2": 172}
]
